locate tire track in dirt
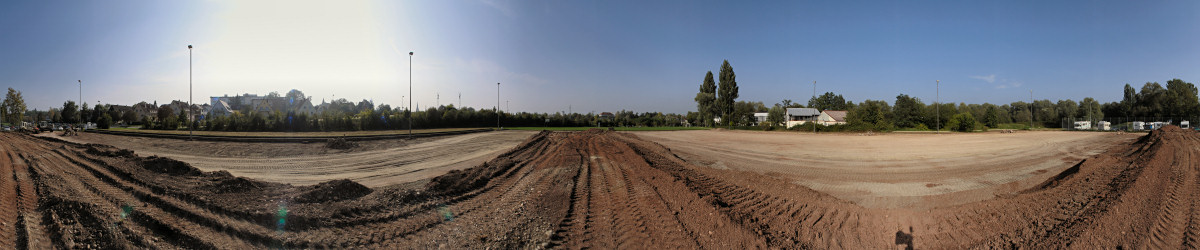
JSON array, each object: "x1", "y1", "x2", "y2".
[
  {"x1": 4, "y1": 126, "x2": 1200, "y2": 248},
  {"x1": 0, "y1": 143, "x2": 20, "y2": 248}
]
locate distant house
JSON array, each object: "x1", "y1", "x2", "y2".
[
  {"x1": 210, "y1": 98, "x2": 234, "y2": 116},
  {"x1": 818, "y1": 110, "x2": 848, "y2": 125},
  {"x1": 753, "y1": 112, "x2": 769, "y2": 125},
  {"x1": 599, "y1": 112, "x2": 615, "y2": 120},
  {"x1": 785, "y1": 108, "x2": 819, "y2": 128}
]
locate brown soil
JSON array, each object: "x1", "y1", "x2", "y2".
[
  {"x1": 2, "y1": 126, "x2": 1198, "y2": 248},
  {"x1": 40, "y1": 130, "x2": 537, "y2": 187},
  {"x1": 634, "y1": 129, "x2": 1139, "y2": 209}
]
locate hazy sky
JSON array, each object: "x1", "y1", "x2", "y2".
[{"x1": 2, "y1": 1, "x2": 1198, "y2": 114}]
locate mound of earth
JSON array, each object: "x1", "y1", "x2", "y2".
[
  {"x1": 138, "y1": 156, "x2": 204, "y2": 176},
  {"x1": 324, "y1": 137, "x2": 357, "y2": 149},
  {"x1": 84, "y1": 144, "x2": 136, "y2": 158},
  {"x1": 295, "y1": 179, "x2": 372, "y2": 203},
  {"x1": 3, "y1": 126, "x2": 1200, "y2": 248}
]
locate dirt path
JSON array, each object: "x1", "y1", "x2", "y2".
[
  {"x1": 42, "y1": 131, "x2": 535, "y2": 187},
  {"x1": 634, "y1": 130, "x2": 1139, "y2": 209},
  {"x1": 2, "y1": 127, "x2": 1198, "y2": 248}
]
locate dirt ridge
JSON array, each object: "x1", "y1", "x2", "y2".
[{"x1": 2, "y1": 126, "x2": 1199, "y2": 248}]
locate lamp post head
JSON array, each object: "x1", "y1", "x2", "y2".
[
  {"x1": 188, "y1": 45, "x2": 192, "y2": 49},
  {"x1": 409, "y1": 52, "x2": 413, "y2": 56}
]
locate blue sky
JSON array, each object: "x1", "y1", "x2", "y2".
[{"x1": 2, "y1": 1, "x2": 1197, "y2": 114}]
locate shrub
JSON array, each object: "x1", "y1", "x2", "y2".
[
  {"x1": 97, "y1": 114, "x2": 112, "y2": 129},
  {"x1": 947, "y1": 113, "x2": 976, "y2": 132}
]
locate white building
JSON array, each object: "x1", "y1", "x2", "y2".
[
  {"x1": 753, "y1": 112, "x2": 769, "y2": 125},
  {"x1": 785, "y1": 108, "x2": 820, "y2": 128},
  {"x1": 817, "y1": 110, "x2": 848, "y2": 126}
]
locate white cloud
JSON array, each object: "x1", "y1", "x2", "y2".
[
  {"x1": 971, "y1": 74, "x2": 1025, "y2": 89},
  {"x1": 970, "y1": 74, "x2": 996, "y2": 84},
  {"x1": 480, "y1": 0, "x2": 516, "y2": 18},
  {"x1": 456, "y1": 58, "x2": 548, "y2": 86}
]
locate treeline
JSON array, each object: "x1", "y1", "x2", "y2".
[
  {"x1": 137, "y1": 104, "x2": 685, "y2": 132},
  {"x1": 693, "y1": 74, "x2": 1199, "y2": 132}
]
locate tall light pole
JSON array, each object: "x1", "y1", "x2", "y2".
[
  {"x1": 1029, "y1": 90, "x2": 1034, "y2": 130},
  {"x1": 188, "y1": 45, "x2": 193, "y2": 140},
  {"x1": 812, "y1": 81, "x2": 817, "y2": 133},
  {"x1": 496, "y1": 82, "x2": 501, "y2": 130},
  {"x1": 77, "y1": 80, "x2": 81, "y2": 127},
  {"x1": 936, "y1": 80, "x2": 940, "y2": 134},
  {"x1": 408, "y1": 52, "x2": 413, "y2": 139}
]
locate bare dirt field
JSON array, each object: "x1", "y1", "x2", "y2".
[
  {"x1": 38, "y1": 130, "x2": 536, "y2": 187},
  {"x1": 3, "y1": 127, "x2": 1198, "y2": 248},
  {"x1": 634, "y1": 130, "x2": 1141, "y2": 209}
]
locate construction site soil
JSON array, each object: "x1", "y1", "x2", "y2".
[
  {"x1": 634, "y1": 130, "x2": 1140, "y2": 209},
  {"x1": 40, "y1": 131, "x2": 537, "y2": 187},
  {"x1": 2, "y1": 127, "x2": 1198, "y2": 248}
]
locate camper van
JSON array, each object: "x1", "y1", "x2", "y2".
[
  {"x1": 1182, "y1": 120, "x2": 1190, "y2": 129},
  {"x1": 1073, "y1": 121, "x2": 1091, "y2": 130},
  {"x1": 1131, "y1": 121, "x2": 1145, "y2": 131},
  {"x1": 1097, "y1": 121, "x2": 1111, "y2": 131}
]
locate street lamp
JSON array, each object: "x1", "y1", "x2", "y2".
[
  {"x1": 812, "y1": 80, "x2": 817, "y2": 133},
  {"x1": 188, "y1": 44, "x2": 193, "y2": 140},
  {"x1": 77, "y1": 80, "x2": 81, "y2": 126},
  {"x1": 496, "y1": 82, "x2": 501, "y2": 130},
  {"x1": 936, "y1": 80, "x2": 939, "y2": 134},
  {"x1": 408, "y1": 51, "x2": 413, "y2": 139}
]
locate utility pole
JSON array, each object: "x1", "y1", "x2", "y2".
[
  {"x1": 408, "y1": 52, "x2": 413, "y2": 139},
  {"x1": 437, "y1": 92, "x2": 439, "y2": 107},
  {"x1": 1029, "y1": 90, "x2": 1034, "y2": 130},
  {"x1": 188, "y1": 45, "x2": 193, "y2": 140},
  {"x1": 936, "y1": 80, "x2": 940, "y2": 134},
  {"x1": 496, "y1": 82, "x2": 501, "y2": 130},
  {"x1": 77, "y1": 80, "x2": 81, "y2": 126},
  {"x1": 458, "y1": 92, "x2": 461, "y2": 108},
  {"x1": 507, "y1": 100, "x2": 510, "y2": 114},
  {"x1": 812, "y1": 81, "x2": 817, "y2": 133}
]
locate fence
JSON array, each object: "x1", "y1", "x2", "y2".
[{"x1": 1061, "y1": 117, "x2": 1199, "y2": 131}]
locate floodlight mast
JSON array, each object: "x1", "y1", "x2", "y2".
[
  {"x1": 188, "y1": 45, "x2": 193, "y2": 140},
  {"x1": 78, "y1": 80, "x2": 81, "y2": 127},
  {"x1": 812, "y1": 81, "x2": 816, "y2": 133},
  {"x1": 497, "y1": 82, "x2": 501, "y2": 130},
  {"x1": 408, "y1": 51, "x2": 413, "y2": 139},
  {"x1": 936, "y1": 80, "x2": 940, "y2": 134}
]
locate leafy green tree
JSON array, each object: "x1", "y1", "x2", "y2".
[
  {"x1": 891, "y1": 94, "x2": 925, "y2": 128},
  {"x1": 91, "y1": 104, "x2": 104, "y2": 124},
  {"x1": 983, "y1": 105, "x2": 1000, "y2": 128},
  {"x1": 808, "y1": 92, "x2": 851, "y2": 111},
  {"x1": 80, "y1": 102, "x2": 92, "y2": 124},
  {"x1": 1135, "y1": 82, "x2": 1166, "y2": 117},
  {"x1": 3, "y1": 88, "x2": 27, "y2": 125},
  {"x1": 946, "y1": 112, "x2": 977, "y2": 132},
  {"x1": 1079, "y1": 97, "x2": 1103, "y2": 121},
  {"x1": 716, "y1": 60, "x2": 739, "y2": 126},
  {"x1": 157, "y1": 106, "x2": 174, "y2": 126},
  {"x1": 98, "y1": 113, "x2": 112, "y2": 129},
  {"x1": 1164, "y1": 79, "x2": 1199, "y2": 118},
  {"x1": 62, "y1": 101, "x2": 79, "y2": 124},
  {"x1": 926, "y1": 102, "x2": 956, "y2": 131},
  {"x1": 1055, "y1": 99, "x2": 1078, "y2": 126},
  {"x1": 694, "y1": 71, "x2": 717, "y2": 127},
  {"x1": 847, "y1": 100, "x2": 892, "y2": 131},
  {"x1": 767, "y1": 105, "x2": 785, "y2": 128}
]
